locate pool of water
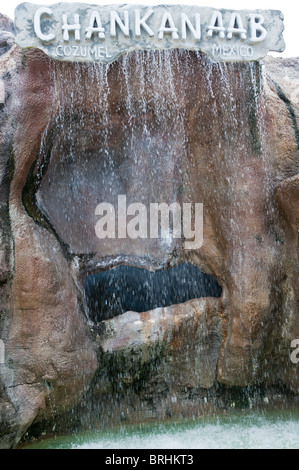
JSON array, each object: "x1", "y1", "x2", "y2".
[{"x1": 23, "y1": 409, "x2": 299, "y2": 449}]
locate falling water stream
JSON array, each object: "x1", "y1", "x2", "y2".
[{"x1": 20, "y1": 49, "x2": 299, "y2": 449}]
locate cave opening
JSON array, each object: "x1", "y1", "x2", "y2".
[{"x1": 84, "y1": 263, "x2": 222, "y2": 323}]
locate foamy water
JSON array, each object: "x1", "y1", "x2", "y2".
[{"x1": 24, "y1": 410, "x2": 299, "y2": 449}]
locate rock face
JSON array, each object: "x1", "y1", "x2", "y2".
[
  {"x1": 0, "y1": 14, "x2": 299, "y2": 447},
  {"x1": 100, "y1": 298, "x2": 222, "y2": 390}
]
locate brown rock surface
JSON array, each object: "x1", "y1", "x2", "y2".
[
  {"x1": 99, "y1": 298, "x2": 222, "y2": 391},
  {"x1": 0, "y1": 33, "x2": 298, "y2": 447}
]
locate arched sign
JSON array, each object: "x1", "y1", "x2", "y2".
[{"x1": 14, "y1": 3, "x2": 285, "y2": 63}]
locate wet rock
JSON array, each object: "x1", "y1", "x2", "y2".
[
  {"x1": 0, "y1": 39, "x2": 299, "y2": 447},
  {"x1": 98, "y1": 298, "x2": 222, "y2": 392}
]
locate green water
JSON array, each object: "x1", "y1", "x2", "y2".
[{"x1": 23, "y1": 409, "x2": 299, "y2": 449}]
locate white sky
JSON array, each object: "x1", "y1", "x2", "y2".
[{"x1": 1, "y1": 0, "x2": 298, "y2": 57}]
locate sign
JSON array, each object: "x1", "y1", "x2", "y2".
[{"x1": 14, "y1": 3, "x2": 285, "y2": 63}]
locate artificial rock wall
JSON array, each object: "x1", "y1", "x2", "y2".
[{"x1": 0, "y1": 12, "x2": 299, "y2": 447}]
